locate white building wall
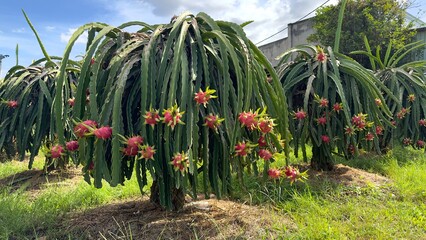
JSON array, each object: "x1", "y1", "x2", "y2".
[{"x1": 258, "y1": 18, "x2": 316, "y2": 66}]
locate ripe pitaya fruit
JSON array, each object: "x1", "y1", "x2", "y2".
[{"x1": 93, "y1": 126, "x2": 112, "y2": 140}]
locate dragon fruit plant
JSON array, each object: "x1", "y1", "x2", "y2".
[
  {"x1": 0, "y1": 61, "x2": 80, "y2": 169},
  {"x1": 276, "y1": 45, "x2": 393, "y2": 170},
  {"x1": 53, "y1": 12, "x2": 289, "y2": 210},
  {"x1": 351, "y1": 37, "x2": 426, "y2": 150},
  {"x1": 0, "y1": 11, "x2": 79, "y2": 168}
]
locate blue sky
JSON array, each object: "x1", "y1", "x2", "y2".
[{"x1": 0, "y1": 0, "x2": 425, "y2": 78}]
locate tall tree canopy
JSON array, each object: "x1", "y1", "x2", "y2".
[{"x1": 308, "y1": 0, "x2": 416, "y2": 62}]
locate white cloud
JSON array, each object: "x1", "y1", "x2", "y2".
[
  {"x1": 45, "y1": 26, "x2": 56, "y2": 31},
  {"x1": 60, "y1": 28, "x2": 88, "y2": 44},
  {"x1": 143, "y1": 0, "x2": 237, "y2": 16},
  {"x1": 1, "y1": 0, "x2": 342, "y2": 79},
  {"x1": 12, "y1": 28, "x2": 26, "y2": 33},
  {"x1": 96, "y1": 0, "x2": 338, "y2": 45},
  {"x1": 207, "y1": 0, "x2": 293, "y2": 44}
]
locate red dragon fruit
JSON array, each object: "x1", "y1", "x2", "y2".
[
  {"x1": 144, "y1": 109, "x2": 160, "y2": 128},
  {"x1": 194, "y1": 87, "x2": 217, "y2": 107},
  {"x1": 66, "y1": 140, "x2": 79, "y2": 152},
  {"x1": 50, "y1": 145, "x2": 64, "y2": 159},
  {"x1": 321, "y1": 135, "x2": 330, "y2": 144},
  {"x1": 235, "y1": 142, "x2": 248, "y2": 157},
  {"x1": 258, "y1": 136, "x2": 267, "y2": 147},
  {"x1": 316, "y1": 116, "x2": 327, "y2": 126},
  {"x1": 293, "y1": 109, "x2": 307, "y2": 120},
  {"x1": 74, "y1": 120, "x2": 98, "y2": 138},
  {"x1": 258, "y1": 117, "x2": 275, "y2": 134},
  {"x1": 332, "y1": 103, "x2": 343, "y2": 113},
  {"x1": 171, "y1": 152, "x2": 189, "y2": 173},
  {"x1": 6, "y1": 100, "x2": 18, "y2": 109},
  {"x1": 267, "y1": 168, "x2": 281, "y2": 179},
  {"x1": 141, "y1": 145, "x2": 156, "y2": 160},
  {"x1": 258, "y1": 149, "x2": 273, "y2": 160},
  {"x1": 123, "y1": 146, "x2": 139, "y2": 156},
  {"x1": 238, "y1": 110, "x2": 258, "y2": 131},
  {"x1": 93, "y1": 126, "x2": 112, "y2": 140},
  {"x1": 204, "y1": 114, "x2": 224, "y2": 132},
  {"x1": 162, "y1": 105, "x2": 185, "y2": 130}
]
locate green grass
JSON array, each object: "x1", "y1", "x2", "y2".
[
  {"x1": 0, "y1": 157, "x2": 144, "y2": 239},
  {"x1": 0, "y1": 147, "x2": 426, "y2": 239},
  {"x1": 273, "y1": 189, "x2": 426, "y2": 239},
  {"x1": 0, "y1": 156, "x2": 44, "y2": 179},
  {"x1": 231, "y1": 145, "x2": 426, "y2": 239},
  {"x1": 0, "y1": 179, "x2": 143, "y2": 239}
]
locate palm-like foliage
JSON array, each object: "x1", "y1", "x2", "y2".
[
  {"x1": 0, "y1": 58, "x2": 80, "y2": 168},
  {"x1": 351, "y1": 39, "x2": 426, "y2": 148},
  {"x1": 276, "y1": 45, "x2": 393, "y2": 170},
  {"x1": 53, "y1": 12, "x2": 289, "y2": 210}
]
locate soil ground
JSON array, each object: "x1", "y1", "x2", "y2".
[
  {"x1": 0, "y1": 162, "x2": 390, "y2": 239},
  {"x1": 60, "y1": 197, "x2": 280, "y2": 239},
  {"x1": 305, "y1": 163, "x2": 390, "y2": 187}
]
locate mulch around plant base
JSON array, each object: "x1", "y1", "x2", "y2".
[
  {"x1": 305, "y1": 163, "x2": 390, "y2": 187},
  {"x1": 59, "y1": 197, "x2": 284, "y2": 240},
  {"x1": 57, "y1": 164, "x2": 390, "y2": 239}
]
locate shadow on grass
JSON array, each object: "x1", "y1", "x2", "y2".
[
  {"x1": 334, "y1": 145, "x2": 426, "y2": 176},
  {"x1": 0, "y1": 167, "x2": 81, "y2": 194}
]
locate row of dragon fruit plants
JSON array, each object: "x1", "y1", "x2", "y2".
[{"x1": 0, "y1": 11, "x2": 425, "y2": 209}]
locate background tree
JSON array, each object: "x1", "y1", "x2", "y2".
[{"x1": 308, "y1": 0, "x2": 416, "y2": 66}]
